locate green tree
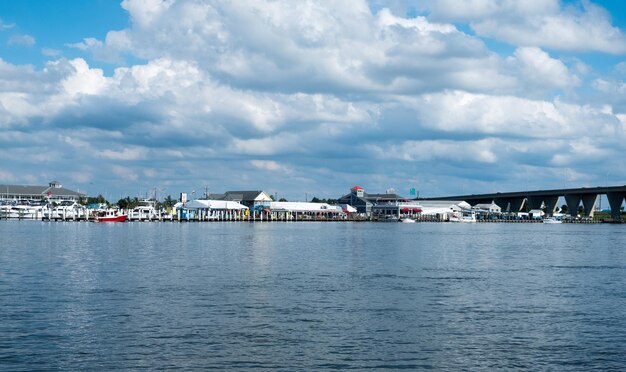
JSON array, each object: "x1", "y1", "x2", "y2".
[
  {"x1": 278, "y1": 198, "x2": 288, "y2": 202},
  {"x1": 117, "y1": 196, "x2": 139, "y2": 209},
  {"x1": 310, "y1": 197, "x2": 338, "y2": 204},
  {"x1": 161, "y1": 195, "x2": 176, "y2": 208},
  {"x1": 87, "y1": 194, "x2": 108, "y2": 205},
  {"x1": 560, "y1": 204, "x2": 568, "y2": 214}
]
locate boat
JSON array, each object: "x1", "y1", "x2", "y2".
[
  {"x1": 1, "y1": 200, "x2": 47, "y2": 219},
  {"x1": 381, "y1": 215, "x2": 399, "y2": 222},
  {"x1": 43, "y1": 200, "x2": 86, "y2": 220},
  {"x1": 449, "y1": 211, "x2": 477, "y2": 222},
  {"x1": 95, "y1": 210, "x2": 127, "y2": 222},
  {"x1": 399, "y1": 218, "x2": 416, "y2": 223},
  {"x1": 128, "y1": 199, "x2": 160, "y2": 221},
  {"x1": 542, "y1": 216, "x2": 563, "y2": 224}
]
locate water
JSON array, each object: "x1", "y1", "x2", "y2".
[{"x1": 1, "y1": 221, "x2": 625, "y2": 370}]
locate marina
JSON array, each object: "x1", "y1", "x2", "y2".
[{"x1": 0, "y1": 182, "x2": 623, "y2": 223}]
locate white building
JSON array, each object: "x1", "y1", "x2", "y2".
[{"x1": 0, "y1": 181, "x2": 85, "y2": 202}]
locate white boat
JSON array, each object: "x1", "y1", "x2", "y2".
[
  {"x1": 399, "y1": 218, "x2": 416, "y2": 223},
  {"x1": 543, "y1": 216, "x2": 563, "y2": 224},
  {"x1": 128, "y1": 199, "x2": 160, "y2": 221},
  {"x1": 0, "y1": 200, "x2": 47, "y2": 219},
  {"x1": 380, "y1": 215, "x2": 399, "y2": 222},
  {"x1": 449, "y1": 211, "x2": 477, "y2": 222},
  {"x1": 43, "y1": 200, "x2": 86, "y2": 220}
]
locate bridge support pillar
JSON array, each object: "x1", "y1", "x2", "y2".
[
  {"x1": 564, "y1": 194, "x2": 582, "y2": 216},
  {"x1": 509, "y1": 198, "x2": 525, "y2": 213},
  {"x1": 581, "y1": 194, "x2": 598, "y2": 217},
  {"x1": 543, "y1": 196, "x2": 559, "y2": 216},
  {"x1": 607, "y1": 192, "x2": 625, "y2": 221}
]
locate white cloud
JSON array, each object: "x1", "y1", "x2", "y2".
[
  {"x1": 368, "y1": 138, "x2": 500, "y2": 164},
  {"x1": 508, "y1": 47, "x2": 580, "y2": 90},
  {"x1": 99, "y1": 147, "x2": 148, "y2": 161},
  {"x1": 0, "y1": 169, "x2": 15, "y2": 180},
  {"x1": 409, "y1": 90, "x2": 622, "y2": 139},
  {"x1": 41, "y1": 48, "x2": 62, "y2": 57},
  {"x1": 121, "y1": 0, "x2": 175, "y2": 28},
  {"x1": 111, "y1": 165, "x2": 139, "y2": 181},
  {"x1": 0, "y1": 18, "x2": 15, "y2": 30},
  {"x1": 250, "y1": 160, "x2": 293, "y2": 173},
  {"x1": 60, "y1": 59, "x2": 108, "y2": 97},
  {"x1": 8, "y1": 33, "x2": 35, "y2": 47},
  {"x1": 88, "y1": 0, "x2": 505, "y2": 95},
  {"x1": 420, "y1": 0, "x2": 626, "y2": 53}
]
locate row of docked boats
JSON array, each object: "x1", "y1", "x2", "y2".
[
  {"x1": 0, "y1": 200, "x2": 169, "y2": 222},
  {"x1": 0, "y1": 200, "x2": 84, "y2": 220}
]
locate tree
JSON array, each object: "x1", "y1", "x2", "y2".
[
  {"x1": 86, "y1": 194, "x2": 108, "y2": 205},
  {"x1": 310, "y1": 197, "x2": 338, "y2": 204},
  {"x1": 117, "y1": 196, "x2": 139, "y2": 209},
  {"x1": 278, "y1": 198, "x2": 288, "y2": 202},
  {"x1": 560, "y1": 204, "x2": 568, "y2": 214},
  {"x1": 161, "y1": 195, "x2": 176, "y2": 208}
]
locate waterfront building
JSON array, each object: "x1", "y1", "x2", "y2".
[
  {"x1": 269, "y1": 201, "x2": 345, "y2": 220},
  {"x1": 337, "y1": 186, "x2": 409, "y2": 214},
  {"x1": 418, "y1": 200, "x2": 467, "y2": 220},
  {"x1": 180, "y1": 199, "x2": 249, "y2": 221},
  {"x1": 0, "y1": 181, "x2": 85, "y2": 202},
  {"x1": 472, "y1": 202, "x2": 502, "y2": 219},
  {"x1": 207, "y1": 190, "x2": 273, "y2": 210}
]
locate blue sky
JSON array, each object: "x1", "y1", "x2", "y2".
[{"x1": 0, "y1": 0, "x2": 625, "y2": 202}]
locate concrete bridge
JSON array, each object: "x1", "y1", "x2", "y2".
[{"x1": 421, "y1": 185, "x2": 626, "y2": 221}]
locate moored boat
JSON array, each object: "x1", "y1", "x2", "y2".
[
  {"x1": 95, "y1": 210, "x2": 127, "y2": 222},
  {"x1": 542, "y1": 216, "x2": 562, "y2": 224},
  {"x1": 449, "y1": 211, "x2": 477, "y2": 222}
]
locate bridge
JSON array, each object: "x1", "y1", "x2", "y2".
[{"x1": 421, "y1": 185, "x2": 626, "y2": 221}]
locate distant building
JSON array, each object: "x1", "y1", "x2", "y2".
[
  {"x1": 337, "y1": 186, "x2": 410, "y2": 214},
  {"x1": 474, "y1": 203, "x2": 502, "y2": 214},
  {"x1": 207, "y1": 190, "x2": 273, "y2": 211},
  {"x1": 0, "y1": 181, "x2": 85, "y2": 202},
  {"x1": 418, "y1": 200, "x2": 465, "y2": 217}
]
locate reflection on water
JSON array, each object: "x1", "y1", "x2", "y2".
[{"x1": 1, "y1": 221, "x2": 625, "y2": 370}]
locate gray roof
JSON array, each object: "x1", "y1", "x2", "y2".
[
  {"x1": 0, "y1": 185, "x2": 47, "y2": 196},
  {"x1": 224, "y1": 191, "x2": 267, "y2": 201},
  {"x1": 205, "y1": 191, "x2": 268, "y2": 202},
  {"x1": 0, "y1": 183, "x2": 85, "y2": 197}
]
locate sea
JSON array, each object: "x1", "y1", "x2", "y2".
[{"x1": 1, "y1": 220, "x2": 625, "y2": 370}]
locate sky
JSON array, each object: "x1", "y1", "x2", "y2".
[{"x1": 0, "y1": 0, "x2": 625, "y2": 202}]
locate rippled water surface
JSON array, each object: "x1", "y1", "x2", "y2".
[{"x1": 1, "y1": 221, "x2": 625, "y2": 370}]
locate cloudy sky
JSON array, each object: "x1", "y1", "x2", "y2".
[{"x1": 0, "y1": 0, "x2": 625, "y2": 201}]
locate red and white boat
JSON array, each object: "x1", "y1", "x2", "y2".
[{"x1": 95, "y1": 210, "x2": 127, "y2": 222}]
